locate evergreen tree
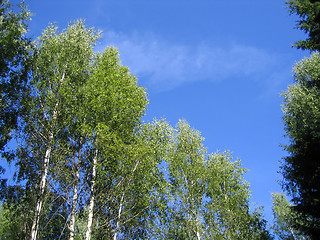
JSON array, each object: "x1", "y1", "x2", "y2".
[
  {"x1": 281, "y1": 52, "x2": 320, "y2": 237},
  {"x1": 286, "y1": 0, "x2": 320, "y2": 51}
]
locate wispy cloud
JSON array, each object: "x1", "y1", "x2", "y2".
[{"x1": 102, "y1": 31, "x2": 290, "y2": 92}]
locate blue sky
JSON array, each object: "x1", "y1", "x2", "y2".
[{"x1": 17, "y1": 0, "x2": 310, "y2": 223}]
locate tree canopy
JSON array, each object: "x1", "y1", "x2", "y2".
[
  {"x1": 280, "y1": 1, "x2": 320, "y2": 238},
  {"x1": 0, "y1": 0, "x2": 30, "y2": 152},
  {"x1": 286, "y1": 0, "x2": 320, "y2": 51},
  {"x1": 281, "y1": 52, "x2": 320, "y2": 238},
  {"x1": 272, "y1": 193, "x2": 308, "y2": 240},
  {"x1": 0, "y1": 1, "x2": 277, "y2": 239}
]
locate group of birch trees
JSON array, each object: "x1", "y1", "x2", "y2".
[{"x1": 0, "y1": 1, "x2": 274, "y2": 239}]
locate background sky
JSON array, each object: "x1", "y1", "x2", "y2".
[{"x1": 13, "y1": 0, "x2": 311, "y2": 224}]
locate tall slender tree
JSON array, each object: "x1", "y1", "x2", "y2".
[
  {"x1": 272, "y1": 193, "x2": 308, "y2": 240},
  {"x1": 79, "y1": 47, "x2": 148, "y2": 240},
  {"x1": 15, "y1": 20, "x2": 100, "y2": 239},
  {"x1": 154, "y1": 120, "x2": 272, "y2": 240}
]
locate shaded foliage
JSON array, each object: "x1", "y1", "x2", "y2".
[
  {"x1": 287, "y1": 0, "x2": 320, "y2": 50},
  {"x1": 281, "y1": 52, "x2": 320, "y2": 238},
  {"x1": 0, "y1": 0, "x2": 30, "y2": 151}
]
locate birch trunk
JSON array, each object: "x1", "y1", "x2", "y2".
[
  {"x1": 290, "y1": 227, "x2": 297, "y2": 240},
  {"x1": 113, "y1": 160, "x2": 140, "y2": 239},
  {"x1": 69, "y1": 155, "x2": 80, "y2": 240},
  {"x1": 113, "y1": 193, "x2": 125, "y2": 240},
  {"x1": 30, "y1": 130, "x2": 53, "y2": 240},
  {"x1": 196, "y1": 230, "x2": 201, "y2": 240},
  {"x1": 30, "y1": 72, "x2": 64, "y2": 240},
  {"x1": 85, "y1": 148, "x2": 98, "y2": 240}
]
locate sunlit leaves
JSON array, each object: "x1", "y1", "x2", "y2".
[
  {"x1": 154, "y1": 120, "x2": 271, "y2": 239},
  {"x1": 271, "y1": 193, "x2": 307, "y2": 239}
]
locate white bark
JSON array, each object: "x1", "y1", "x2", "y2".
[
  {"x1": 290, "y1": 227, "x2": 297, "y2": 240},
  {"x1": 30, "y1": 72, "x2": 64, "y2": 240},
  {"x1": 196, "y1": 230, "x2": 201, "y2": 240},
  {"x1": 113, "y1": 160, "x2": 140, "y2": 240},
  {"x1": 113, "y1": 193, "x2": 125, "y2": 240},
  {"x1": 30, "y1": 131, "x2": 53, "y2": 240},
  {"x1": 85, "y1": 148, "x2": 98, "y2": 240},
  {"x1": 69, "y1": 154, "x2": 80, "y2": 240}
]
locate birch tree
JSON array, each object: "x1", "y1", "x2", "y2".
[
  {"x1": 79, "y1": 47, "x2": 148, "y2": 240},
  {"x1": 272, "y1": 193, "x2": 308, "y2": 240},
  {"x1": 15, "y1": 20, "x2": 99, "y2": 239},
  {"x1": 164, "y1": 120, "x2": 207, "y2": 239},
  {"x1": 159, "y1": 120, "x2": 272, "y2": 239}
]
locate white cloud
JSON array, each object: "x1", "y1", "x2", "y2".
[{"x1": 101, "y1": 31, "x2": 289, "y2": 92}]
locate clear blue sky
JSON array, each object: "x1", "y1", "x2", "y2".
[{"x1": 16, "y1": 0, "x2": 310, "y2": 224}]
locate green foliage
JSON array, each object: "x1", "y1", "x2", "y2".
[
  {"x1": 82, "y1": 46, "x2": 147, "y2": 142},
  {"x1": 286, "y1": 0, "x2": 320, "y2": 51},
  {"x1": 14, "y1": 20, "x2": 101, "y2": 239},
  {"x1": 0, "y1": 185, "x2": 35, "y2": 240},
  {"x1": 281, "y1": 52, "x2": 320, "y2": 237},
  {"x1": 0, "y1": 1, "x2": 31, "y2": 237},
  {"x1": 0, "y1": 10, "x2": 276, "y2": 239},
  {"x1": 0, "y1": 203, "x2": 26, "y2": 240},
  {"x1": 0, "y1": 0, "x2": 30, "y2": 151},
  {"x1": 75, "y1": 45, "x2": 148, "y2": 239},
  {"x1": 272, "y1": 193, "x2": 307, "y2": 240},
  {"x1": 150, "y1": 120, "x2": 273, "y2": 240}
]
